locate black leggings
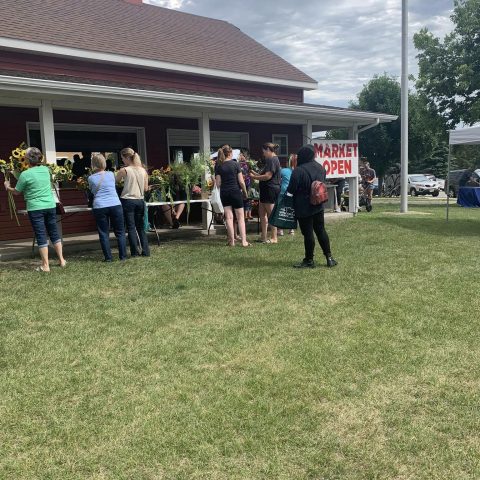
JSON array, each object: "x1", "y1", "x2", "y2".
[{"x1": 297, "y1": 211, "x2": 332, "y2": 261}]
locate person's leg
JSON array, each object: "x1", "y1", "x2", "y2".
[
  {"x1": 312, "y1": 211, "x2": 337, "y2": 267},
  {"x1": 224, "y1": 206, "x2": 235, "y2": 245},
  {"x1": 122, "y1": 199, "x2": 140, "y2": 256},
  {"x1": 258, "y1": 202, "x2": 268, "y2": 241},
  {"x1": 263, "y1": 202, "x2": 277, "y2": 242},
  {"x1": 93, "y1": 207, "x2": 113, "y2": 261},
  {"x1": 28, "y1": 210, "x2": 50, "y2": 271},
  {"x1": 134, "y1": 200, "x2": 150, "y2": 256},
  {"x1": 44, "y1": 208, "x2": 66, "y2": 266},
  {"x1": 109, "y1": 205, "x2": 127, "y2": 260},
  {"x1": 297, "y1": 216, "x2": 315, "y2": 265},
  {"x1": 161, "y1": 205, "x2": 174, "y2": 226},
  {"x1": 174, "y1": 202, "x2": 185, "y2": 222},
  {"x1": 234, "y1": 207, "x2": 249, "y2": 246}
]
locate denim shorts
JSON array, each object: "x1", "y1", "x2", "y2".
[{"x1": 28, "y1": 208, "x2": 61, "y2": 248}]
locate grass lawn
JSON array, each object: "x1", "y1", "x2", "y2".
[{"x1": 1, "y1": 200, "x2": 480, "y2": 479}]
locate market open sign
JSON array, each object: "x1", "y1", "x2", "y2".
[{"x1": 311, "y1": 141, "x2": 359, "y2": 178}]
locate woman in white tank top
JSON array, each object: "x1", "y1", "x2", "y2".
[{"x1": 116, "y1": 148, "x2": 150, "y2": 257}]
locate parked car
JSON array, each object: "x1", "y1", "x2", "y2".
[
  {"x1": 424, "y1": 174, "x2": 445, "y2": 191},
  {"x1": 445, "y1": 169, "x2": 480, "y2": 197},
  {"x1": 408, "y1": 174, "x2": 440, "y2": 196}
]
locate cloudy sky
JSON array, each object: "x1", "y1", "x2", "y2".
[{"x1": 145, "y1": 0, "x2": 454, "y2": 107}]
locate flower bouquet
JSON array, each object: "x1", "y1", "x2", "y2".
[{"x1": 149, "y1": 167, "x2": 174, "y2": 203}]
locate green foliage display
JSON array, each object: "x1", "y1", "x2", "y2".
[{"x1": 414, "y1": 0, "x2": 480, "y2": 127}]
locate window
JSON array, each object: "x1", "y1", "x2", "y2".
[{"x1": 272, "y1": 134, "x2": 288, "y2": 158}]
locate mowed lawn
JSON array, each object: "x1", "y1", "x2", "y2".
[{"x1": 1, "y1": 201, "x2": 480, "y2": 479}]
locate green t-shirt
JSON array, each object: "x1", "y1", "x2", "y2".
[{"x1": 15, "y1": 165, "x2": 55, "y2": 211}]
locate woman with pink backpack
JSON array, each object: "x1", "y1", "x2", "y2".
[{"x1": 286, "y1": 145, "x2": 337, "y2": 269}]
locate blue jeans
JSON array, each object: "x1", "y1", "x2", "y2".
[
  {"x1": 93, "y1": 205, "x2": 127, "y2": 261},
  {"x1": 28, "y1": 208, "x2": 61, "y2": 248},
  {"x1": 121, "y1": 199, "x2": 150, "y2": 257}
]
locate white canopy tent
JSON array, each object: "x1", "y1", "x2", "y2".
[{"x1": 446, "y1": 125, "x2": 480, "y2": 220}]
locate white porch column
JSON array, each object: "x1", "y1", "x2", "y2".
[
  {"x1": 348, "y1": 125, "x2": 359, "y2": 214},
  {"x1": 199, "y1": 113, "x2": 212, "y2": 230},
  {"x1": 39, "y1": 100, "x2": 56, "y2": 164},
  {"x1": 302, "y1": 120, "x2": 313, "y2": 144}
]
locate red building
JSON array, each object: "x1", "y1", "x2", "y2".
[{"x1": 0, "y1": 0, "x2": 395, "y2": 240}]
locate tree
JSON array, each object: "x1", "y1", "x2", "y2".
[
  {"x1": 327, "y1": 74, "x2": 449, "y2": 180},
  {"x1": 414, "y1": 0, "x2": 480, "y2": 127}
]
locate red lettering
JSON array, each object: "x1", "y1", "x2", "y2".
[
  {"x1": 323, "y1": 160, "x2": 331, "y2": 174},
  {"x1": 324, "y1": 145, "x2": 331, "y2": 158},
  {"x1": 331, "y1": 160, "x2": 338, "y2": 173},
  {"x1": 346, "y1": 144, "x2": 352, "y2": 157},
  {"x1": 353, "y1": 144, "x2": 358, "y2": 157},
  {"x1": 314, "y1": 143, "x2": 323, "y2": 158},
  {"x1": 344, "y1": 160, "x2": 352, "y2": 174},
  {"x1": 338, "y1": 144, "x2": 346, "y2": 157},
  {"x1": 332, "y1": 144, "x2": 339, "y2": 158},
  {"x1": 338, "y1": 160, "x2": 345, "y2": 175}
]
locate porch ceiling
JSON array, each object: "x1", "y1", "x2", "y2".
[{"x1": 0, "y1": 75, "x2": 397, "y2": 130}]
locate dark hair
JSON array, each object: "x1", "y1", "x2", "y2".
[
  {"x1": 297, "y1": 145, "x2": 315, "y2": 165},
  {"x1": 262, "y1": 142, "x2": 279, "y2": 153},
  {"x1": 217, "y1": 144, "x2": 232, "y2": 164}
]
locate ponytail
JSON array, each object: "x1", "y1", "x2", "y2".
[
  {"x1": 217, "y1": 144, "x2": 232, "y2": 164},
  {"x1": 121, "y1": 147, "x2": 142, "y2": 167}
]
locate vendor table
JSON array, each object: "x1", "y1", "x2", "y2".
[
  {"x1": 18, "y1": 205, "x2": 92, "y2": 256},
  {"x1": 457, "y1": 187, "x2": 480, "y2": 207},
  {"x1": 146, "y1": 199, "x2": 214, "y2": 245}
]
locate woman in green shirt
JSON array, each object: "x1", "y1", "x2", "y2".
[{"x1": 4, "y1": 147, "x2": 66, "y2": 272}]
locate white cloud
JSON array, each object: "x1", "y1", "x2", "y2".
[{"x1": 146, "y1": 0, "x2": 454, "y2": 107}]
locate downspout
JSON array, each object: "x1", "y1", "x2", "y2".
[{"x1": 357, "y1": 118, "x2": 380, "y2": 134}]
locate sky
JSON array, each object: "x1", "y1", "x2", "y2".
[{"x1": 145, "y1": 0, "x2": 455, "y2": 107}]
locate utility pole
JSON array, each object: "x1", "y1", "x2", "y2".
[{"x1": 400, "y1": 0, "x2": 409, "y2": 212}]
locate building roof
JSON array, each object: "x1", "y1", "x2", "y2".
[{"x1": 0, "y1": 0, "x2": 317, "y2": 88}]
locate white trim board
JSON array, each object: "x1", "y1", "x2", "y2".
[{"x1": 0, "y1": 37, "x2": 317, "y2": 91}]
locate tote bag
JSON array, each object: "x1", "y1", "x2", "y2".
[
  {"x1": 269, "y1": 194, "x2": 297, "y2": 230},
  {"x1": 210, "y1": 185, "x2": 224, "y2": 214}
]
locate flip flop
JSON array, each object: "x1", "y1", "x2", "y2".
[
  {"x1": 60, "y1": 261, "x2": 67, "y2": 268},
  {"x1": 35, "y1": 266, "x2": 50, "y2": 273}
]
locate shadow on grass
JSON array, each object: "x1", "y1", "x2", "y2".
[{"x1": 376, "y1": 214, "x2": 480, "y2": 237}]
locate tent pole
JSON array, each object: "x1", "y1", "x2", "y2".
[{"x1": 446, "y1": 144, "x2": 451, "y2": 221}]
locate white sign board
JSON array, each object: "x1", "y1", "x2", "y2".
[{"x1": 310, "y1": 140, "x2": 359, "y2": 179}]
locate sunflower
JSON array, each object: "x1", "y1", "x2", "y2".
[
  {"x1": 59, "y1": 167, "x2": 67, "y2": 175},
  {"x1": 12, "y1": 148, "x2": 22, "y2": 159}
]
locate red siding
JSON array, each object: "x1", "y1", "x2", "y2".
[
  {"x1": 0, "y1": 107, "x2": 303, "y2": 241},
  {"x1": 0, "y1": 51, "x2": 304, "y2": 103}
]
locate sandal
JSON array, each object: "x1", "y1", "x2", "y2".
[{"x1": 35, "y1": 266, "x2": 50, "y2": 273}]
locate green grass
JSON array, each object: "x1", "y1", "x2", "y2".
[{"x1": 1, "y1": 201, "x2": 480, "y2": 479}]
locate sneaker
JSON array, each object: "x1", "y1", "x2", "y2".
[
  {"x1": 334, "y1": 207, "x2": 341, "y2": 213},
  {"x1": 293, "y1": 259, "x2": 315, "y2": 269},
  {"x1": 326, "y1": 256, "x2": 338, "y2": 268}
]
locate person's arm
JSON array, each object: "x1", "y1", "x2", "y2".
[
  {"x1": 143, "y1": 169, "x2": 149, "y2": 192},
  {"x1": 250, "y1": 171, "x2": 273, "y2": 182},
  {"x1": 115, "y1": 167, "x2": 127, "y2": 183},
  {"x1": 286, "y1": 169, "x2": 299, "y2": 197},
  {"x1": 237, "y1": 172, "x2": 248, "y2": 197},
  {"x1": 4, "y1": 180, "x2": 22, "y2": 196},
  {"x1": 215, "y1": 174, "x2": 221, "y2": 188}
]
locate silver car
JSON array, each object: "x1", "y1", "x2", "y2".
[{"x1": 408, "y1": 174, "x2": 440, "y2": 197}]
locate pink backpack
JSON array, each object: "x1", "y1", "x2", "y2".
[{"x1": 310, "y1": 180, "x2": 328, "y2": 205}]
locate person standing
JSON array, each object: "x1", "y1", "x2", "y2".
[
  {"x1": 250, "y1": 142, "x2": 281, "y2": 243},
  {"x1": 278, "y1": 153, "x2": 297, "y2": 236},
  {"x1": 116, "y1": 148, "x2": 150, "y2": 257},
  {"x1": 215, "y1": 144, "x2": 250, "y2": 247},
  {"x1": 4, "y1": 147, "x2": 66, "y2": 272},
  {"x1": 286, "y1": 145, "x2": 337, "y2": 268},
  {"x1": 88, "y1": 153, "x2": 127, "y2": 262},
  {"x1": 330, "y1": 177, "x2": 346, "y2": 213},
  {"x1": 361, "y1": 160, "x2": 376, "y2": 209}
]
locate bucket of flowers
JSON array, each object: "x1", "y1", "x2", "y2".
[{"x1": 148, "y1": 167, "x2": 174, "y2": 203}]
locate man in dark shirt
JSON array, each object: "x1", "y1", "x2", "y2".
[{"x1": 361, "y1": 160, "x2": 376, "y2": 209}]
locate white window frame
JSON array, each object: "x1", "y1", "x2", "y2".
[
  {"x1": 26, "y1": 122, "x2": 148, "y2": 165},
  {"x1": 272, "y1": 134, "x2": 288, "y2": 159}
]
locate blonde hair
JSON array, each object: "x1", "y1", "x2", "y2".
[
  {"x1": 121, "y1": 147, "x2": 142, "y2": 166},
  {"x1": 25, "y1": 147, "x2": 43, "y2": 165},
  {"x1": 217, "y1": 144, "x2": 233, "y2": 164},
  {"x1": 91, "y1": 152, "x2": 106, "y2": 171}
]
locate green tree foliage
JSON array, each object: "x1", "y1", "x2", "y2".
[
  {"x1": 327, "y1": 74, "x2": 449, "y2": 178},
  {"x1": 414, "y1": 0, "x2": 480, "y2": 127}
]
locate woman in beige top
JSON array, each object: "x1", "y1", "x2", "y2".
[{"x1": 116, "y1": 148, "x2": 150, "y2": 257}]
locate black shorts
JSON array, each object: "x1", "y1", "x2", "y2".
[
  {"x1": 220, "y1": 190, "x2": 244, "y2": 209},
  {"x1": 260, "y1": 185, "x2": 280, "y2": 204}
]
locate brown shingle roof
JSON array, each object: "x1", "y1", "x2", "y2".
[{"x1": 0, "y1": 0, "x2": 316, "y2": 85}]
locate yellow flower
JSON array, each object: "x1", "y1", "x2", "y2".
[
  {"x1": 59, "y1": 167, "x2": 67, "y2": 174},
  {"x1": 12, "y1": 148, "x2": 22, "y2": 159}
]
